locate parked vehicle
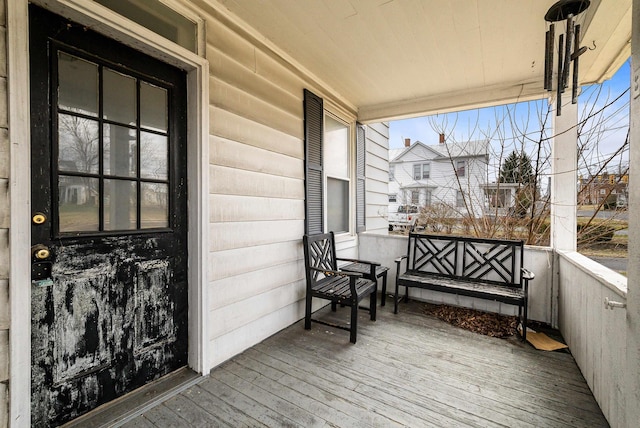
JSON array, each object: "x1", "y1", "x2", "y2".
[{"x1": 388, "y1": 205, "x2": 419, "y2": 231}]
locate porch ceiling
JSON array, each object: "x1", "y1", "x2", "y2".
[{"x1": 212, "y1": 0, "x2": 631, "y2": 121}]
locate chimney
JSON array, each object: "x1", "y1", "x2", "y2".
[
  {"x1": 439, "y1": 133, "x2": 445, "y2": 144},
  {"x1": 404, "y1": 138, "x2": 411, "y2": 147}
]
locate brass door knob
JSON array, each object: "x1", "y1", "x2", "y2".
[
  {"x1": 32, "y1": 244, "x2": 51, "y2": 260},
  {"x1": 32, "y1": 212, "x2": 47, "y2": 225}
]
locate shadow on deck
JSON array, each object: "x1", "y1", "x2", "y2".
[{"x1": 114, "y1": 300, "x2": 609, "y2": 427}]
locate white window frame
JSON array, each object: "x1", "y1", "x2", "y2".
[
  {"x1": 456, "y1": 160, "x2": 466, "y2": 177},
  {"x1": 456, "y1": 190, "x2": 465, "y2": 207}
]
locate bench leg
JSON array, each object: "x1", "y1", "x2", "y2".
[
  {"x1": 350, "y1": 303, "x2": 358, "y2": 344},
  {"x1": 304, "y1": 293, "x2": 312, "y2": 330},
  {"x1": 331, "y1": 302, "x2": 337, "y2": 312},
  {"x1": 380, "y1": 272, "x2": 387, "y2": 307}
]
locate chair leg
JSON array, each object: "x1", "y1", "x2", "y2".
[
  {"x1": 394, "y1": 279, "x2": 399, "y2": 314},
  {"x1": 370, "y1": 290, "x2": 377, "y2": 321},
  {"x1": 304, "y1": 293, "x2": 312, "y2": 330},
  {"x1": 350, "y1": 303, "x2": 358, "y2": 344},
  {"x1": 380, "y1": 272, "x2": 387, "y2": 307},
  {"x1": 522, "y1": 300, "x2": 528, "y2": 343}
]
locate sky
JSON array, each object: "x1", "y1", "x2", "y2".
[{"x1": 388, "y1": 59, "x2": 631, "y2": 180}]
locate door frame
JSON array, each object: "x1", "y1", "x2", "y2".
[{"x1": 8, "y1": 0, "x2": 210, "y2": 424}]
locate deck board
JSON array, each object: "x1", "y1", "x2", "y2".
[{"x1": 124, "y1": 300, "x2": 608, "y2": 428}]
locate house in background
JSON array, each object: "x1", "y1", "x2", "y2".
[
  {"x1": 482, "y1": 182, "x2": 525, "y2": 217},
  {"x1": 388, "y1": 136, "x2": 489, "y2": 218},
  {"x1": 578, "y1": 172, "x2": 629, "y2": 207}
]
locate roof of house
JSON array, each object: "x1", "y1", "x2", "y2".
[{"x1": 390, "y1": 139, "x2": 490, "y2": 163}]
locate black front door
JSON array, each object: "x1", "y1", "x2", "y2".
[{"x1": 29, "y1": 6, "x2": 188, "y2": 425}]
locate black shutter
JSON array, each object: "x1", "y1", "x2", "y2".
[
  {"x1": 304, "y1": 89, "x2": 324, "y2": 235},
  {"x1": 356, "y1": 123, "x2": 366, "y2": 232}
]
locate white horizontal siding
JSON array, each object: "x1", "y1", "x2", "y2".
[
  {"x1": 209, "y1": 194, "x2": 303, "y2": 223},
  {"x1": 210, "y1": 135, "x2": 303, "y2": 179},
  {"x1": 210, "y1": 108, "x2": 302, "y2": 158},
  {"x1": 209, "y1": 240, "x2": 302, "y2": 281},
  {"x1": 209, "y1": 220, "x2": 304, "y2": 252},
  {"x1": 364, "y1": 122, "x2": 389, "y2": 234},
  {"x1": 208, "y1": 260, "x2": 304, "y2": 311},
  {"x1": 209, "y1": 165, "x2": 304, "y2": 199},
  {"x1": 209, "y1": 278, "x2": 305, "y2": 340}
]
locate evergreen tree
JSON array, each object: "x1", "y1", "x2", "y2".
[{"x1": 499, "y1": 151, "x2": 534, "y2": 184}]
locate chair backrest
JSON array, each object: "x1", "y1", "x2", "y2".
[{"x1": 303, "y1": 232, "x2": 337, "y2": 285}]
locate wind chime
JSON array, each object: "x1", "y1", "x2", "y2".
[{"x1": 544, "y1": 0, "x2": 591, "y2": 116}]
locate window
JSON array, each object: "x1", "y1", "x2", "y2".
[
  {"x1": 95, "y1": 0, "x2": 198, "y2": 53},
  {"x1": 413, "y1": 163, "x2": 430, "y2": 180},
  {"x1": 425, "y1": 189, "x2": 432, "y2": 206},
  {"x1": 389, "y1": 194, "x2": 397, "y2": 203},
  {"x1": 456, "y1": 160, "x2": 466, "y2": 177},
  {"x1": 389, "y1": 165, "x2": 395, "y2": 181},
  {"x1": 411, "y1": 190, "x2": 420, "y2": 205},
  {"x1": 56, "y1": 51, "x2": 171, "y2": 233},
  {"x1": 487, "y1": 189, "x2": 511, "y2": 208},
  {"x1": 304, "y1": 90, "x2": 364, "y2": 235},
  {"x1": 422, "y1": 163, "x2": 430, "y2": 179},
  {"x1": 456, "y1": 191, "x2": 465, "y2": 207},
  {"x1": 325, "y1": 115, "x2": 350, "y2": 233}
]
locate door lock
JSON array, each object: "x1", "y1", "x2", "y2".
[
  {"x1": 32, "y1": 212, "x2": 47, "y2": 225},
  {"x1": 32, "y1": 244, "x2": 51, "y2": 260}
]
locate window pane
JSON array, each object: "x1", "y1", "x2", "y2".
[
  {"x1": 104, "y1": 124, "x2": 137, "y2": 177},
  {"x1": 141, "y1": 182, "x2": 168, "y2": 228},
  {"x1": 58, "y1": 114, "x2": 99, "y2": 173},
  {"x1": 327, "y1": 177, "x2": 349, "y2": 233},
  {"x1": 94, "y1": 0, "x2": 197, "y2": 53},
  {"x1": 58, "y1": 52, "x2": 98, "y2": 116},
  {"x1": 422, "y1": 163, "x2": 430, "y2": 179},
  {"x1": 324, "y1": 116, "x2": 349, "y2": 178},
  {"x1": 104, "y1": 179, "x2": 137, "y2": 230},
  {"x1": 104, "y1": 68, "x2": 136, "y2": 125},
  {"x1": 59, "y1": 176, "x2": 99, "y2": 232},
  {"x1": 413, "y1": 164, "x2": 421, "y2": 180},
  {"x1": 141, "y1": 82, "x2": 168, "y2": 132},
  {"x1": 140, "y1": 132, "x2": 168, "y2": 180}
]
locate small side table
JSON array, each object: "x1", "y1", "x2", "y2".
[{"x1": 340, "y1": 262, "x2": 390, "y2": 306}]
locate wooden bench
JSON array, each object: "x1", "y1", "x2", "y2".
[
  {"x1": 303, "y1": 232, "x2": 378, "y2": 343},
  {"x1": 394, "y1": 233, "x2": 535, "y2": 341}
]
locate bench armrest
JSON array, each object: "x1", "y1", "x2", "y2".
[
  {"x1": 521, "y1": 268, "x2": 535, "y2": 281},
  {"x1": 336, "y1": 257, "x2": 381, "y2": 266},
  {"x1": 395, "y1": 255, "x2": 407, "y2": 265}
]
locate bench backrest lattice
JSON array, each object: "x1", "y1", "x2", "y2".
[
  {"x1": 407, "y1": 234, "x2": 524, "y2": 288},
  {"x1": 410, "y1": 235, "x2": 458, "y2": 278}
]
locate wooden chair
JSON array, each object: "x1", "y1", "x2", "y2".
[{"x1": 303, "y1": 232, "x2": 377, "y2": 343}]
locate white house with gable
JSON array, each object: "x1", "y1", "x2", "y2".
[{"x1": 389, "y1": 136, "x2": 489, "y2": 218}]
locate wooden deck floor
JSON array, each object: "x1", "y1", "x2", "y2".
[{"x1": 120, "y1": 301, "x2": 608, "y2": 427}]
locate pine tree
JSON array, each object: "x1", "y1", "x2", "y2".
[
  {"x1": 499, "y1": 151, "x2": 535, "y2": 217},
  {"x1": 499, "y1": 151, "x2": 534, "y2": 184}
]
